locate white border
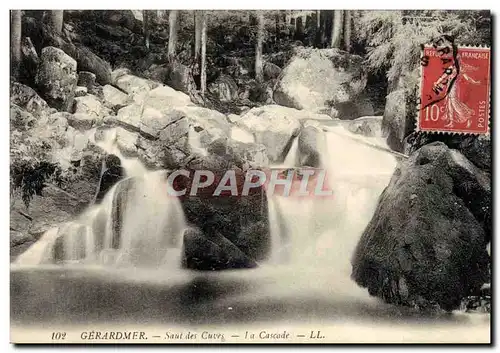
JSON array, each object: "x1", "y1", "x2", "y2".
[{"x1": 2, "y1": 3, "x2": 498, "y2": 352}]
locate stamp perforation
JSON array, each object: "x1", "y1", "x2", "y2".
[{"x1": 416, "y1": 42, "x2": 491, "y2": 136}]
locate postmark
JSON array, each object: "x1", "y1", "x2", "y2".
[{"x1": 418, "y1": 37, "x2": 490, "y2": 134}]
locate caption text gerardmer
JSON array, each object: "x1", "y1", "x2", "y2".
[{"x1": 75, "y1": 330, "x2": 326, "y2": 342}]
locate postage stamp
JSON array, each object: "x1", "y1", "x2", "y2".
[{"x1": 418, "y1": 40, "x2": 490, "y2": 134}]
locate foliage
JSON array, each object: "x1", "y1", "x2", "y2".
[
  {"x1": 356, "y1": 10, "x2": 491, "y2": 87},
  {"x1": 10, "y1": 129, "x2": 64, "y2": 207}
]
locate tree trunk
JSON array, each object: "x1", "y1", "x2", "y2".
[
  {"x1": 255, "y1": 10, "x2": 264, "y2": 83},
  {"x1": 344, "y1": 10, "x2": 352, "y2": 52},
  {"x1": 330, "y1": 10, "x2": 343, "y2": 48},
  {"x1": 10, "y1": 10, "x2": 22, "y2": 79},
  {"x1": 295, "y1": 15, "x2": 304, "y2": 41},
  {"x1": 167, "y1": 10, "x2": 178, "y2": 60},
  {"x1": 143, "y1": 10, "x2": 150, "y2": 50},
  {"x1": 48, "y1": 10, "x2": 64, "y2": 34},
  {"x1": 285, "y1": 10, "x2": 292, "y2": 25},
  {"x1": 200, "y1": 11, "x2": 207, "y2": 97},
  {"x1": 194, "y1": 11, "x2": 202, "y2": 61}
]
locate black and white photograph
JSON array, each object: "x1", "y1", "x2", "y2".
[{"x1": 9, "y1": 9, "x2": 491, "y2": 344}]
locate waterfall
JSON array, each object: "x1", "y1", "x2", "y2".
[
  {"x1": 267, "y1": 124, "x2": 397, "y2": 276},
  {"x1": 16, "y1": 128, "x2": 187, "y2": 269}
]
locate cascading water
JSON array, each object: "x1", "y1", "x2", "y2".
[
  {"x1": 11, "y1": 121, "x2": 489, "y2": 341},
  {"x1": 15, "y1": 128, "x2": 187, "y2": 268},
  {"x1": 267, "y1": 123, "x2": 397, "y2": 277}
]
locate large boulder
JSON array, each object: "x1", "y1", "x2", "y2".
[
  {"x1": 351, "y1": 142, "x2": 490, "y2": 311},
  {"x1": 179, "y1": 172, "x2": 271, "y2": 267},
  {"x1": 10, "y1": 82, "x2": 50, "y2": 119},
  {"x1": 35, "y1": 46, "x2": 78, "y2": 112},
  {"x1": 382, "y1": 72, "x2": 419, "y2": 152},
  {"x1": 273, "y1": 48, "x2": 367, "y2": 117},
  {"x1": 20, "y1": 37, "x2": 39, "y2": 86},
  {"x1": 404, "y1": 132, "x2": 491, "y2": 173},
  {"x1": 93, "y1": 154, "x2": 124, "y2": 204},
  {"x1": 182, "y1": 227, "x2": 257, "y2": 270},
  {"x1": 263, "y1": 61, "x2": 282, "y2": 81},
  {"x1": 72, "y1": 94, "x2": 103, "y2": 118},
  {"x1": 237, "y1": 105, "x2": 331, "y2": 162},
  {"x1": 297, "y1": 125, "x2": 325, "y2": 168},
  {"x1": 111, "y1": 70, "x2": 155, "y2": 96},
  {"x1": 102, "y1": 84, "x2": 129, "y2": 109},
  {"x1": 73, "y1": 45, "x2": 112, "y2": 85},
  {"x1": 10, "y1": 104, "x2": 36, "y2": 131},
  {"x1": 163, "y1": 61, "x2": 197, "y2": 95}
]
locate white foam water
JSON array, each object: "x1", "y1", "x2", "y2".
[{"x1": 15, "y1": 128, "x2": 187, "y2": 269}]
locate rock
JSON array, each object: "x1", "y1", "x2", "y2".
[
  {"x1": 112, "y1": 71, "x2": 153, "y2": 96},
  {"x1": 74, "y1": 86, "x2": 88, "y2": 97},
  {"x1": 72, "y1": 94, "x2": 103, "y2": 118},
  {"x1": 10, "y1": 82, "x2": 49, "y2": 119},
  {"x1": 404, "y1": 133, "x2": 491, "y2": 173},
  {"x1": 345, "y1": 116, "x2": 383, "y2": 137},
  {"x1": 47, "y1": 112, "x2": 70, "y2": 136},
  {"x1": 157, "y1": 106, "x2": 230, "y2": 157},
  {"x1": 163, "y1": 61, "x2": 197, "y2": 95},
  {"x1": 10, "y1": 104, "x2": 36, "y2": 131},
  {"x1": 93, "y1": 154, "x2": 124, "y2": 204},
  {"x1": 238, "y1": 105, "x2": 331, "y2": 162},
  {"x1": 140, "y1": 108, "x2": 185, "y2": 138},
  {"x1": 297, "y1": 125, "x2": 325, "y2": 167},
  {"x1": 67, "y1": 113, "x2": 96, "y2": 131},
  {"x1": 263, "y1": 61, "x2": 282, "y2": 80},
  {"x1": 10, "y1": 183, "x2": 92, "y2": 258},
  {"x1": 102, "y1": 84, "x2": 129, "y2": 109},
  {"x1": 35, "y1": 46, "x2": 78, "y2": 112},
  {"x1": 180, "y1": 176, "x2": 270, "y2": 265},
  {"x1": 77, "y1": 71, "x2": 96, "y2": 90},
  {"x1": 273, "y1": 48, "x2": 367, "y2": 116},
  {"x1": 95, "y1": 23, "x2": 132, "y2": 40},
  {"x1": 135, "y1": 84, "x2": 193, "y2": 108},
  {"x1": 351, "y1": 142, "x2": 490, "y2": 311},
  {"x1": 182, "y1": 227, "x2": 257, "y2": 271},
  {"x1": 74, "y1": 45, "x2": 112, "y2": 85},
  {"x1": 335, "y1": 97, "x2": 375, "y2": 120},
  {"x1": 229, "y1": 140, "x2": 269, "y2": 168},
  {"x1": 382, "y1": 75, "x2": 418, "y2": 152},
  {"x1": 20, "y1": 37, "x2": 39, "y2": 85},
  {"x1": 55, "y1": 126, "x2": 90, "y2": 163},
  {"x1": 116, "y1": 127, "x2": 138, "y2": 157},
  {"x1": 208, "y1": 74, "x2": 239, "y2": 102},
  {"x1": 116, "y1": 104, "x2": 230, "y2": 169},
  {"x1": 227, "y1": 114, "x2": 241, "y2": 124}
]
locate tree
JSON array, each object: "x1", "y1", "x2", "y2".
[
  {"x1": 143, "y1": 10, "x2": 150, "y2": 50},
  {"x1": 344, "y1": 10, "x2": 352, "y2": 52},
  {"x1": 167, "y1": 10, "x2": 178, "y2": 60},
  {"x1": 194, "y1": 11, "x2": 202, "y2": 61},
  {"x1": 255, "y1": 10, "x2": 264, "y2": 83},
  {"x1": 48, "y1": 10, "x2": 64, "y2": 34},
  {"x1": 331, "y1": 10, "x2": 343, "y2": 48},
  {"x1": 200, "y1": 11, "x2": 207, "y2": 97},
  {"x1": 10, "y1": 10, "x2": 22, "y2": 79}
]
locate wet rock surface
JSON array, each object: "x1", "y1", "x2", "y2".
[{"x1": 351, "y1": 142, "x2": 490, "y2": 311}]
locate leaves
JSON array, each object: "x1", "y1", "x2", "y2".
[{"x1": 356, "y1": 10, "x2": 490, "y2": 86}]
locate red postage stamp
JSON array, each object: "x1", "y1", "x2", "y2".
[{"x1": 418, "y1": 41, "x2": 490, "y2": 134}]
